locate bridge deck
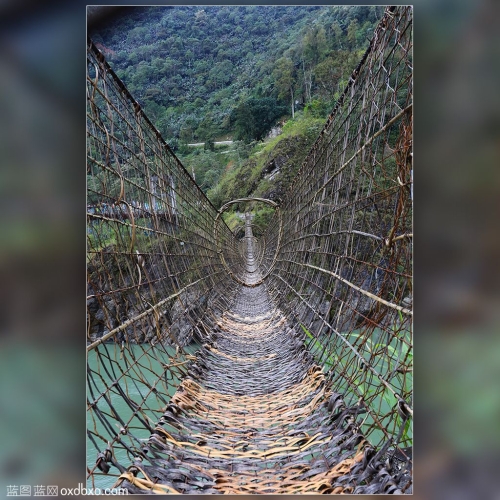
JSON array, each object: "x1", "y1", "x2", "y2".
[{"x1": 115, "y1": 218, "x2": 402, "y2": 494}]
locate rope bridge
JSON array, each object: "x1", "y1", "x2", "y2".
[{"x1": 87, "y1": 6, "x2": 412, "y2": 494}]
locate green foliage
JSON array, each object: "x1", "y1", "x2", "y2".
[
  {"x1": 231, "y1": 97, "x2": 287, "y2": 143},
  {"x1": 300, "y1": 324, "x2": 339, "y2": 368},
  {"x1": 90, "y1": 5, "x2": 382, "y2": 143},
  {"x1": 210, "y1": 112, "x2": 324, "y2": 207},
  {"x1": 301, "y1": 320, "x2": 412, "y2": 448},
  {"x1": 304, "y1": 99, "x2": 330, "y2": 118},
  {"x1": 221, "y1": 211, "x2": 241, "y2": 231},
  {"x1": 251, "y1": 207, "x2": 275, "y2": 237},
  {"x1": 302, "y1": 25, "x2": 328, "y2": 65},
  {"x1": 272, "y1": 57, "x2": 295, "y2": 101},
  {"x1": 178, "y1": 149, "x2": 226, "y2": 193}
]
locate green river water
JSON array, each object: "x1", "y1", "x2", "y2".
[
  {"x1": 86, "y1": 343, "x2": 199, "y2": 490},
  {"x1": 87, "y1": 330, "x2": 411, "y2": 490}
]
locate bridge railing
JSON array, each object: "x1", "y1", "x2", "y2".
[
  {"x1": 86, "y1": 39, "x2": 242, "y2": 485},
  {"x1": 263, "y1": 6, "x2": 413, "y2": 454}
]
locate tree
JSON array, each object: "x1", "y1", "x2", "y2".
[
  {"x1": 202, "y1": 168, "x2": 219, "y2": 189},
  {"x1": 347, "y1": 19, "x2": 360, "y2": 49},
  {"x1": 91, "y1": 4, "x2": 379, "y2": 142},
  {"x1": 127, "y1": 26, "x2": 148, "y2": 45},
  {"x1": 330, "y1": 21, "x2": 343, "y2": 50},
  {"x1": 231, "y1": 97, "x2": 287, "y2": 142},
  {"x1": 303, "y1": 25, "x2": 327, "y2": 66},
  {"x1": 314, "y1": 55, "x2": 344, "y2": 100},
  {"x1": 272, "y1": 57, "x2": 296, "y2": 119},
  {"x1": 231, "y1": 102, "x2": 255, "y2": 142}
]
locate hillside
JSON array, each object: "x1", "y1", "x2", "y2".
[
  {"x1": 88, "y1": 5, "x2": 384, "y2": 207},
  {"x1": 206, "y1": 112, "x2": 326, "y2": 208}
]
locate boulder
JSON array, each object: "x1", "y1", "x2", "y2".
[{"x1": 168, "y1": 288, "x2": 207, "y2": 346}]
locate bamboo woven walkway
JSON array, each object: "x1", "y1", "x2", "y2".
[{"x1": 115, "y1": 218, "x2": 410, "y2": 494}]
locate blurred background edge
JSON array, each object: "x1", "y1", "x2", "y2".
[{"x1": 0, "y1": 0, "x2": 498, "y2": 498}]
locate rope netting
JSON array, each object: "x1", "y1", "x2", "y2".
[
  {"x1": 87, "y1": 6, "x2": 412, "y2": 494},
  {"x1": 86, "y1": 36, "x2": 241, "y2": 486},
  {"x1": 262, "y1": 3, "x2": 413, "y2": 454}
]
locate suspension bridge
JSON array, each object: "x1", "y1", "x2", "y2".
[{"x1": 87, "y1": 6, "x2": 412, "y2": 494}]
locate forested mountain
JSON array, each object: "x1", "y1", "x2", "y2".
[
  {"x1": 90, "y1": 6, "x2": 382, "y2": 143},
  {"x1": 89, "y1": 5, "x2": 385, "y2": 208}
]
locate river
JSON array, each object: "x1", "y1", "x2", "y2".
[{"x1": 86, "y1": 342, "x2": 199, "y2": 490}]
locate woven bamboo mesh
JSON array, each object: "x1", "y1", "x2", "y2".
[
  {"x1": 262, "y1": 4, "x2": 413, "y2": 449},
  {"x1": 87, "y1": 6, "x2": 412, "y2": 494}
]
